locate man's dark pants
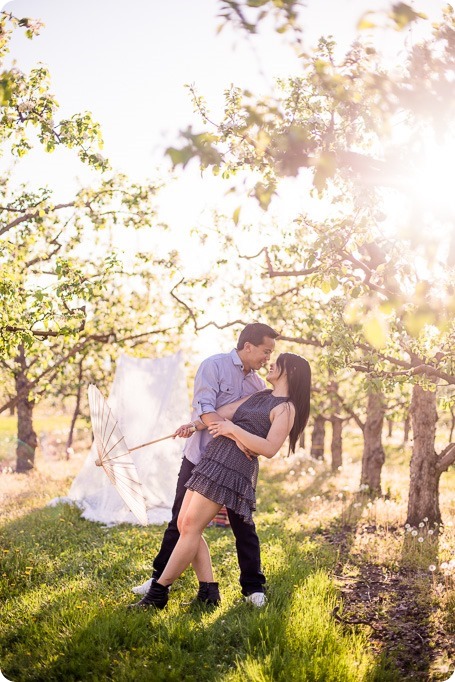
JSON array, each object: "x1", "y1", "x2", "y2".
[{"x1": 152, "y1": 456, "x2": 266, "y2": 595}]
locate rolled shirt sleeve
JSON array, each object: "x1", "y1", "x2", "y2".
[{"x1": 193, "y1": 359, "x2": 219, "y2": 416}]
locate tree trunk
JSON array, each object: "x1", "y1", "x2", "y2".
[
  {"x1": 403, "y1": 415, "x2": 411, "y2": 444},
  {"x1": 15, "y1": 347, "x2": 37, "y2": 472},
  {"x1": 361, "y1": 390, "x2": 385, "y2": 494},
  {"x1": 310, "y1": 415, "x2": 325, "y2": 460},
  {"x1": 330, "y1": 416, "x2": 343, "y2": 472},
  {"x1": 387, "y1": 418, "x2": 393, "y2": 438},
  {"x1": 406, "y1": 385, "x2": 440, "y2": 527},
  {"x1": 66, "y1": 360, "x2": 84, "y2": 456}
]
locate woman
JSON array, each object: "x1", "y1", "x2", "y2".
[{"x1": 131, "y1": 352, "x2": 311, "y2": 609}]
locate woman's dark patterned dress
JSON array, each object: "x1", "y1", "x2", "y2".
[{"x1": 185, "y1": 390, "x2": 289, "y2": 524}]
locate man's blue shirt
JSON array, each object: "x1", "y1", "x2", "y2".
[{"x1": 183, "y1": 349, "x2": 265, "y2": 464}]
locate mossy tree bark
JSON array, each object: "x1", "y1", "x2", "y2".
[
  {"x1": 14, "y1": 345, "x2": 37, "y2": 472},
  {"x1": 310, "y1": 414, "x2": 325, "y2": 460},
  {"x1": 361, "y1": 390, "x2": 385, "y2": 495},
  {"x1": 406, "y1": 385, "x2": 455, "y2": 527},
  {"x1": 330, "y1": 416, "x2": 343, "y2": 472}
]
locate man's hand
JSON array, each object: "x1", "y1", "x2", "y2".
[
  {"x1": 173, "y1": 423, "x2": 196, "y2": 439},
  {"x1": 236, "y1": 442, "x2": 259, "y2": 461}
]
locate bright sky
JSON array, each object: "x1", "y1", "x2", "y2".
[
  {"x1": 2, "y1": 0, "x2": 448, "y2": 358},
  {"x1": 3, "y1": 0, "x2": 445, "y2": 197}
]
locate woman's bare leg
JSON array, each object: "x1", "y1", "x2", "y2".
[
  {"x1": 176, "y1": 490, "x2": 215, "y2": 581},
  {"x1": 158, "y1": 491, "x2": 221, "y2": 586},
  {"x1": 191, "y1": 536, "x2": 214, "y2": 582}
]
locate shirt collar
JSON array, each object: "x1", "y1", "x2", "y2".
[{"x1": 230, "y1": 348, "x2": 254, "y2": 375}]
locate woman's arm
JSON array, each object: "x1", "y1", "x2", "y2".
[
  {"x1": 208, "y1": 402, "x2": 295, "y2": 458},
  {"x1": 216, "y1": 395, "x2": 251, "y2": 420},
  {"x1": 173, "y1": 394, "x2": 254, "y2": 438}
]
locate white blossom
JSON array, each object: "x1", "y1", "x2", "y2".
[
  {"x1": 27, "y1": 19, "x2": 45, "y2": 35},
  {"x1": 17, "y1": 101, "x2": 34, "y2": 113}
]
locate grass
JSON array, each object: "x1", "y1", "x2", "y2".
[{"x1": 0, "y1": 430, "x2": 454, "y2": 681}]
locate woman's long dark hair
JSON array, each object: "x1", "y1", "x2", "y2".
[{"x1": 275, "y1": 352, "x2": 311, "y2": 454}]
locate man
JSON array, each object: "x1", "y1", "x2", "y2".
[{"x1": 133, "y1": 322, "x2": 278, "y2": 608}]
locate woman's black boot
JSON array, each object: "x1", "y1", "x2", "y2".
[
  {"x1": 195, "y1": 581, "x2": 221, "y2": 606},
  {"x1": 128, "y1": 579, "x2": 169, "y2": 609}
]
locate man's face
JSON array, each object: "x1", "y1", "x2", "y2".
[{"x1": 243, "y1": 336, "x2": 276, "y2": 371}]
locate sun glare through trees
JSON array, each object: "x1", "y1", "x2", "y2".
[{"x1": 0, "y1": 1, "x2": 454, "y2": 680}]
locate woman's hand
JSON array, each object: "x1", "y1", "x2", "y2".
[
  {"x1": 173, "y1": 423, "x2": 196, "y2": 439},
  {"x1": 207, "y1": 419, "x2": 233, "y2": 438},
  {"x1": 208, "y1": 420, "x2": 258, "y2": 460}
]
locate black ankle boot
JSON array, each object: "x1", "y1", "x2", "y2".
[
  {"x1": 195, "y1": 581, "x2": 221, "y2": 606},
  {"x1": 128, "y1": 578, "x2": 169, "y2": 609}
]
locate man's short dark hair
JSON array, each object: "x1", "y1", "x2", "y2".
[{"x1": 236, "y1": 323, "x2": 279, "y2": 350}]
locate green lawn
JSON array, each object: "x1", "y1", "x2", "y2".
[{"x1": 0, "y1": 438, "x2": 454, "y2": 681}]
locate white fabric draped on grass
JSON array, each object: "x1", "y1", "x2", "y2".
[{"x1": 50, "y1": 352, "x2": 189, "y2": 525}]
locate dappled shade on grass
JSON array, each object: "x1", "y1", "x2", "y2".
[{"x1": 1, "y1": 439, "x2": 454, "y2": 681}]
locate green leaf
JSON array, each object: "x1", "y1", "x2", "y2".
[
  {"x1": 165, "y1": 146, "x2": 194, "y2": 168},
  {"x1": 343, "y1": 300, "x2": 363, "y2": 324},
  {"x1": 390, "y1": 3, "x2": 427, "y2": 30},
  {"x1": 403, "y1": 309, "x2": 435, "y2": 337},
  {"x1": 357, "y1": 14, "x2": 377, "y2": 30},
  {"x1": 320, "y1": 281, "x2": 332, "y2": 294},
  {"x1": 254, "y1": 182, "x2": 275, "y2": 210},
  {"x1": 363, "y1": 313, "x2": 388, "y2": 349},
  {"x1": 313, "y1": 152, "x2": 337, "y2": 193},
  {"x1": 233, "y1": 206, "x2": 241, "y2": 226}
]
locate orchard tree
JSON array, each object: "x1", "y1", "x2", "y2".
[
  {"x1": 0, "y1": 14, "x2": 192, "y2": 471},
  {"x1": 167, "y1": 3, "x2": 455, "y2": 526},
  {"x1": 0, "y1": 11, "x2": 107, "y2": 168},
  {"x1": 0, "y1": 173, "x2": 192, "y2": 471}
]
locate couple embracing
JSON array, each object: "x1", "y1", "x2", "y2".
[{"x1": 130, "y1": 322, "x2": 311, "y2": 609}]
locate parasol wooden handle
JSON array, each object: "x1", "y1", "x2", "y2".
[{"x1": 128, "y1": 426, "x2": 196, "y2": 454}]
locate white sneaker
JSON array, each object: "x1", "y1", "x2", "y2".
[
  {"x1": 245, "y1": 592, "x2": 267, "y2": 607},
  {"x1": 132, "y1": 578, "x2": 152, "y2": 595},
  {"x1": 132, "y1": 578, "x2": 172, "y2": 594}
]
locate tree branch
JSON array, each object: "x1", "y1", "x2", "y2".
[
  {"x1": 356, "y1": 343, "x2": 412, "y2": 369},
  {"x1": 352, "y1": 363, "x2": 455, "y2": 385},
  {"x1": 170, "y1": 278, "x2": 199, "y2": 331},
  {"x1": 436, "y1": 443, "x2": 455, "y2": 475},
  {"x1": 264, "y1": 247, "x2": 319, "y2": 278},
  {"x1": 0, "y1": 325, "x2": 174, "y2": 414},
  {"x1": 275, "y1": 333, "x2": 329, "y2": 348},
  {"x1": 4, "y1": 313, "x2": 86, "y2": 338},
  {"x1": 0, "y1": 202, "x2": 75, "y2": 236},
  {"x1": 333, "y1": 390, "x2": 365, "y2": 431}
]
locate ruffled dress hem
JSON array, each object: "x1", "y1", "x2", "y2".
[{"x1": 185, "y1": 455, "x2": 255, "y2": 525}]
